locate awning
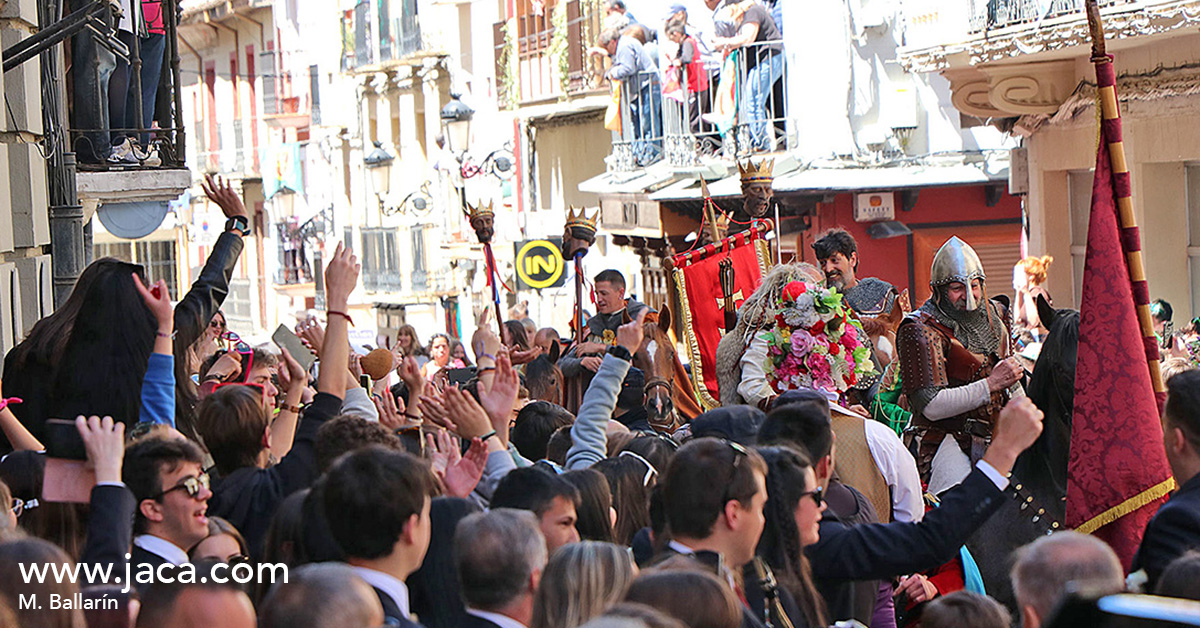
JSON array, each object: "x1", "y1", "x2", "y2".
[
  {"x1": 578, "y1": 162, "x2": 681, "y2": 196},
  {"x1": 649, "y1": 160, "x2": 1009, "y2": 201}
]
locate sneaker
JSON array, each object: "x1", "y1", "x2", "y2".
[
  {"x1": 143, "y1": 144, "x2": 162, "y2": 167},
  {"x1": 107, "y1": 138, "x2": 137, "y2": 164}
]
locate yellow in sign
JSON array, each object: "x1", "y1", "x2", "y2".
[{"x1": 516, "y1": 240, "x2": 564, "y2": 289}]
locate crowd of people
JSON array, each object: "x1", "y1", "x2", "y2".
[{"x1": 1, "y1": 175, "x2": 1200, "y2": 628}]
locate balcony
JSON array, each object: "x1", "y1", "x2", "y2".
[
  {"x1": 493, "y1": 0, "x2": 606, "y2": 108},
  {"x1": 606, "y1": 39, "x2": 791, "y2": 173},
  {"x1": 899, "y1": 0, "x2": 1192, "y2": 73},
  {"x1": 341, "y1": 0, "x2": 422, "y2": 73}
]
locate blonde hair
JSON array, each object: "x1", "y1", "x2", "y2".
[
  {"x1": 531, "y1": 541, "x2": 637, "y2": 628},
  {"x1": 1162, "y1": 357, "x2": 1194, "y2": 382},
  {"x1": 1019, "y1": 256, "x2": 1054, "y2": 286}
]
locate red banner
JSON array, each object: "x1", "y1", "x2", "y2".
[
  {"x1": 671, "y1": 222, "x2": 772, "y2": 408},
  {"x1": 1067, "y1": 140, "x2": 1174, "y2": 568}
]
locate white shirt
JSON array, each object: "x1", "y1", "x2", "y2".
[
  {"x1": 667, "y1": 540, "x2": 696, "y2": 555},
  {"x1": 859, "y1": 414, "x2": 925, "y2": 523},
  {"x1": 465, "y1": 609, "x2": 528, "y2": 628},
  {"x1": 133, "y1": 534, "x2": 188, "y2": 565},
  {"x1": 352, "y1": 566, "x2": 410, "y2": 619}
]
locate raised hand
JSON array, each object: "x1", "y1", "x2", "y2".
[
  {"x1": 277, "y1": 347, "x2": 307, "y2": 394},
  {"x1": 443, "y1": 437, "x2": 487, "y2": 498},
  {"x1": 132, "y1": 274, "x2": 173, "y2": 332},
  {"x1": 616, "y1": 309, "x2": 647, "y2": 354},
  {"x1": 509, "y1": 344, "x2": 544, "y2": 366},
  {"x1": 295, "y1": 318, "x2": 325, "y2": 360},
  {"x1": 75, "y1": 415, "x2": 125, "y2": 485},
  {"x1": 202, "y1": 174, "x2": 248, "y2": 219},
  {"x1": 477, "y1": 351, "x2": 519, "y2": 441},
  {"x1": 324, "y1": 242, "x2": 361, "y2": 312},
  {"x1": 374, "y1": 390, "x2": 411, "y2": 432},
  {"x1": 205, "y1": 351, "x2": 243, "y2": 383}
]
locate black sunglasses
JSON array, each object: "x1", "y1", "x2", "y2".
[
  {"x1": 154, "y1": 473, "x2": 210, "y2": 500},
  {"x1": 800, "y1": 486, "x2": 824, "y2": 508}
]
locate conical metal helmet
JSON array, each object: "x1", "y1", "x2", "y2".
[{"x1": 930, "y1": 236, "x2": 986, "y2": 311}]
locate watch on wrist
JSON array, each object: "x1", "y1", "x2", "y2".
[
  {"x1": 225, "y1": 215, "x2": 251, "y2": 236},
  {"x1": 607, "y1": 345, "x2": 632, "y2": 362}
]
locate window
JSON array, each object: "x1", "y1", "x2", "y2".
[
  {"x1": 1067, "y1": 169, "x2": 1094, "y2": 306},
  {"x1": 94, "y1": 240, "x2": 179, "y2": 300},
  {"x1": 276, "y1": 219, "x2": 314, "y2": 285},
  {"x1": 310, "y1": 64, "x2": 322, "y2": 125},
  {"x1": 412, "y1": 225, "x2": 428, "y2": 292},
  {"x1": 362, "y1": 227, "x2": 401, "y2": 292},
  {"x1": 1187, "y1": 166, "x2": 1200, "y2": 319}
]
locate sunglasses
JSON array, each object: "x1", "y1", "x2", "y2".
[
  {"x1": 719, "y1": 440, "x2": 749, "y2": 507},
  {"x1": 154, "y1": 473, "x2": 211, "y2": 500},
  {"x1": 209, "y1": 318, "x2": 227, "y2": 330},
  {"x1": 619, "y1": 450, "x2": 659, "y2": 486},
  {"x1": 800, "y1": 487, "x2": 824, "y2": 508},
  {"x1": 11, "y1": 497, "x2": 38, "y2": 517}
]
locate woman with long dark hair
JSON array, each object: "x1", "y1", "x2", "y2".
[
  {"x1": 756, "y1": 445, "x2": 829, "y2": 628},
  {"x1": 593, "y1": 454, "x2": 656, "y2": 546}
]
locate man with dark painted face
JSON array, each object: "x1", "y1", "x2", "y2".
[{"x1": 896, "y1": 236, "x2": 1023, "y2": 494}]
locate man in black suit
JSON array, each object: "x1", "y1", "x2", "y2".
[
  {"x1": 656, "y1": 437, "x2": 786, "y2": 628},
  {"x1": 322, "y1": 445, "x2": 438, "y2": 627},
  {"x1": 122, "y1": 434, "x2": 213, "y2": 590},
  {"x1": 759, "y1": 394, "x2": 1046, "y2": 624},
  {"x1": 454, "y1": 509, "x2": 547, "y2": 628},
  {"x1": 1134, "y1": 369, "x2": 1200, "y2": 589}
]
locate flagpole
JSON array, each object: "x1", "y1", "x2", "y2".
[{"x1": 1084, "y1": 0, "x2": 1166, "y2": 403}]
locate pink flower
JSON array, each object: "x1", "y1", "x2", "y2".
[
  {"x1": 806, "y1": 353, "x2": 832, "y2": 384},
  {"x1": 790, "y1": 329, "x2": 817, "y2": 357}
]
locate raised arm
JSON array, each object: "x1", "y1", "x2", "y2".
[{"x1": 134, "y1": 274, "x2": 177, "y2": 426}]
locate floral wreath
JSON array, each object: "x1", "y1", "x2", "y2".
[{"x1": 761, "y1": 281, "x2": 876, "y2": 395}]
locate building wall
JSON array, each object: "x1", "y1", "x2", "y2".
[
  {"x1": 531, "y1": 114, "x2": 610, "y2": 212},
  {"x1": 1024, "y1": 33, "x2": 1200, "y2": 318}
]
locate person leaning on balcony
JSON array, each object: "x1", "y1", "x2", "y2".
[
  {"x1": 712, "y1": 1, "x2": 784, "y2": 152},
  {"x1": 599, "y1": 28, "x2": 662, "y2": 165}
]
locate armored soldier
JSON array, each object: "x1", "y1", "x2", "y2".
[{"x1": 897, "y1": 236, "x2": 1024, "y2": 494}]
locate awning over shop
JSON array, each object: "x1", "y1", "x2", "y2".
[
  {"x1": 649, "y1": 160, "x2": 1009, "y2": 201},
  {"x1": 578, "y1": 163, "x2": 681, "y2": 196}
]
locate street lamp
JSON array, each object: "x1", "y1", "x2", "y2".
[
  {"x1": 364, "y1": 142, "x2": 395, "y2": 213},
  {"x1": 440, "y1": 94, "x2": 474, "y2": 156}
]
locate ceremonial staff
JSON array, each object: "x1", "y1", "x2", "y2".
[
  {"x1": 700, "y1": 178, "x2": 739, "y2": 333},
  {"x1": 562, "y1": 207, "x2": 599, "y2": 345},
  {"x1": 464, "y1": 201, "x2": 506, "y2": 341}
]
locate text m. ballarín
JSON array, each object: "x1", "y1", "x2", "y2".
[{"x1": 18, "y1": 593, "x2": 119, "y2": 610}]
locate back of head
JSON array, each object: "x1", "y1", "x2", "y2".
[
  {"x1": 546, "y1": 426, "x2": 574, "y2": 465},
  {"x1": 321, "y1": 446, "x2": 437, "y2": 560},
  {"x1": 563, "y1": 470, "x2": 615, "y2": 543},
  {"x1": 1155, "y1": 551, "x2": 1200, "y2": 601},
  {"x1": 259, "y1": 562, "x2": 383, "y2": 628},
  {"x1": 1019, "y1": 255, "x2": 1054, "y2": 286},
  {"x1": 505, "y1": 321, "x2": 532, "y2": 351},
  {"x1": 454, "y1": 509, "x2": 548, "y2": 611},
  {"x1": 620, "y1": 434, "x2": 677, "y2": 473},
  {"x1": 759, "y1": 398, "x2": 834, "y2": 461},
  {"x1": 136, "y1": 565, "x2": 255, "y2": 628},
  {"x1": 122, "y1": 436, "x2": 207, "y2": 534},
  {"x1": 625, "y1": 568, "x2": 741, "y2": 628},
  {"x1": 1152, "y1": 298, "x2": 1174, "y2": 323},
  {"x1": 492, "y1": 466, "x2": 580, "y2": 516},
  {"x1": 689, "y1": 406, "x2": 765, "y2": 446},
  {"x1": 662, "y1": 438, "x2": 766, "y2": 541},
  {"x1": 315, "y1": 415, "x2": 404, "y2": 473},
  {"x1": 511, "y1": 401, "x2": 575, "y2": 461},
  {"x1": 531, "y1": 541, "x2": 636, "y2": 628},
  {"x1": 585, "y1": 603, "x2": 687, "y2": 628},
  {"x1": 1011, "y1": 531, "x2": 1124, "y2": 625},
  {"x1": 1166, "y1": 369, "x2": 1200, "y2": 447},
  {"x1": 49, "y1": 259, "x2": 157, "y2": 427},
  {"x1": 593, "y1": 456, "x2": 654, "y2": 546},
  {"x1": 196, "y1": 385, "x2": 271, "y2": 475},
  {"x1": 0, "y1": 451, "x2": 88, "y2": 557},
  {"x1": 921, "y1": 591, "x2": 1010, "y2": 628},
  {"x1": 0, "y1": 537, "x2": 85, "y2": 628}
]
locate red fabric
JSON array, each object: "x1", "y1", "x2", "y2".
[
  {"x1": 683, "y1": 37, "x2": 708, "y2": 93},
  {"x1": 672, "y1": 229, "x2": 767, "y2": 401},
  {"x1": 1066, "y1": 142, "x2": 1173, "y2": 570}
]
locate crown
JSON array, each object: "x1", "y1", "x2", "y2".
[
  {"x1": 464, "y1": 200, "x2": 495, "y2": 221},
  {"x1": 565, "y1": 206, "x2": 599, "y2": 232},
  {"x1": 738, "y1": 158, "x2": 775, "y2": 182}
]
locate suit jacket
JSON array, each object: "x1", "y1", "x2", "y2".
[
  {"x1": 372, "y1": 586, "x2": 425, "y2": 628},
  {"x1": 457, "y1": 616, "x2": 506, "y2": 628},
  {"x1": 1133, "y1": 473, "x2": 1200, "y2": 589},
  {"x1": 129, "y1": 545, "x2": 175, "y2": 595},
  {"x1": 80, "y1": 484, "x2": 136, "y2": 584},
  {"x1": 807, "y1": 465, "x2": 1005, "y2": 622}
]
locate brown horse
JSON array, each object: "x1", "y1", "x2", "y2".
[
  {"x1": 634, "y1": 309, "x2": 702, "y2": 432},
  {"x1": 862, "y1": 289, "x2": 910, "y2": 369}
]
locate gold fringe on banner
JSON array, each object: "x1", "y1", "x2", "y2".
[{"x1": 1076, "y1": 477, "x2": 1177, "y2": 535}]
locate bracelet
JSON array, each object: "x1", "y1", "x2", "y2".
[
  {"x1": 327, "y1": 310, "x2": 354, "y2": 325},
  {"x1": 480, "y1": 430, "x2": 498, "y2": 443},
  {"x1": 0, "y1": 397, "x2": 22, "y2": 413},
  {"x1": 281, "y1": 403, "x2": 303, "y2": 414},
  {"x1": 156, "y1": 330, "x2": 177, "y2": 339},
  {"x1": 403, "y1": 412, "x2": 423, "y2": 421},
  {"x1": 477, "y1": 366, "x2": 497, "y2": 374}
]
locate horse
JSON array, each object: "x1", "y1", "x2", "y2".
[
  {"x1": 633, "y1": 307, "x2": 702, "y2": 432},
  {"x1": 962, "y1": 294, "x2": 1077, "y2": 610}
]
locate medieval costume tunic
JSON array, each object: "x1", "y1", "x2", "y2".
[
  {"x1": 559, "y1": 300, "x2": 653, "y2": 379},
  {"x1": 897, "y1": 237, "x2": 1021, "y2": 496}
]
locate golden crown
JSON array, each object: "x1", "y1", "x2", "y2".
[
  {"x1": 565, "y1": 206, "x2": 599, "y2": 232},
  {"x1": 738, "y1": 158, "x2": 775, "y2": 182},
  {"x1": 464, "y1": 200, "x2": 495, "y2": 221}
]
